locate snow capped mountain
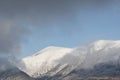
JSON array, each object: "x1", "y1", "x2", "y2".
[
  {"x1": 18, "y1": 46, "x2": 74, "y2": 78},
  {"x1": 17, "y1": 40, "x2": 120, "y2": 78}
]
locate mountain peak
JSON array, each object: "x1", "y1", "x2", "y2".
[
  {"x1": 42, "y1": 46, "x2": 61, "y2": 49},
  {"x1": 33, "y1": 46, "x2": 72, "y2": 56},
  {"x1": 17, "y1": 40, "x2": 120, "y2": 78},
  {"x1": 18, "y1": 46, "x2": 73, "y2": 78},
  {"x1": 40, "y1": 46, "x2": 70, "y2": 51}
]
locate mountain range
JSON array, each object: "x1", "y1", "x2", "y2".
[{"x1": 1, "y1": 40, "x2": 120, "y2": 80}]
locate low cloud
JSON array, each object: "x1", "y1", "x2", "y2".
[{"x1": 0, "y1": 20, "x2": 28, "y2": 55}]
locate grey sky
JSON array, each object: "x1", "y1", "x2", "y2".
[
  {"x1": 0, "y1": 0, "x2": 118, "y2": 70},
  {"x1": 0, "y1": 0, "x2": 112, "y2": 55}
]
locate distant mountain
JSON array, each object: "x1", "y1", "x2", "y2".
[{"x1": 17, "y1": 40, "x2": 120, "y2": 79}]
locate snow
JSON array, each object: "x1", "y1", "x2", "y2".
[
  {"x1": 18, "y1": 46, "x2": 73, "y2": 78},
  {"x1": 17, "y1": 40, "x2": 120, "y2": 78}
]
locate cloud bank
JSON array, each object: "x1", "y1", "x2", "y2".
[{"x1": 0, "y1": 0, "x2": 114, "y2": 53}]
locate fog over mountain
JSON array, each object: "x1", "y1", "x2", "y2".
[{"x1": 1, "y1": 40, "x2": 120, "y2": 80}]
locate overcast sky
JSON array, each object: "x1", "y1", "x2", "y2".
[{"x1": 0, "y1": 0, "x2": 120, "y2": 59}]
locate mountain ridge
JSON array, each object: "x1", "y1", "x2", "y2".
[{"x1": 16, "y1": 40, "x2": 120, "y2": 78}]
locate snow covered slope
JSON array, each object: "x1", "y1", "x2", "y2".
[
  {"x1": 18, "y1": 46, "x2": 74, "y2": 78},
  {"x1": 18, "y1": 40, "x2": 120, "y2": 78}
]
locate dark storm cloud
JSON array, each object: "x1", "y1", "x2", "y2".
[
  {"x1": 0, "y1": 20, "x2": 28, "y2": 54},
  {"x1": 0, "y1": 0, "x2": 113, "y2": 27},
  {"x1": 0, "y1": 19, "x2": 29, "y2": 70},
  {"x1": 0, "y1": 0, "x2": 113, "y2": 55}
]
